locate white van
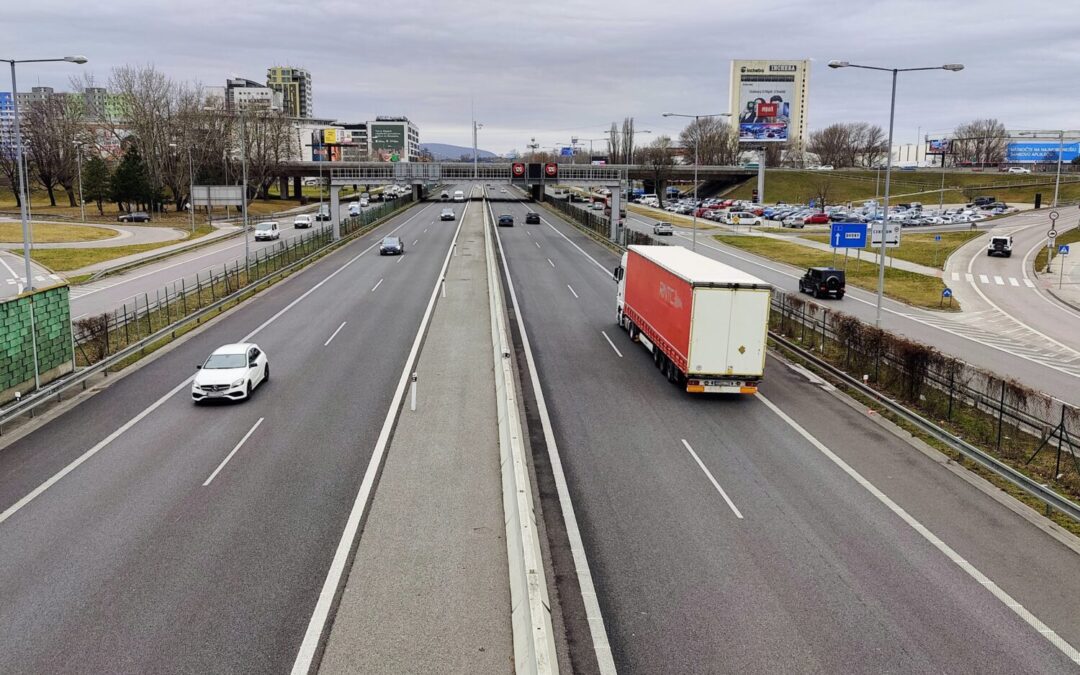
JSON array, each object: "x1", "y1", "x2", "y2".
[
  {"x1": 253, "y1": 221, "x2": 280, "y2": 241},
  {"x1": 453, "y1": 190, "x2": 465, "y2": 202},
  {"x1": 640, "y1": 194, "x2": 659, "y2": 207}
]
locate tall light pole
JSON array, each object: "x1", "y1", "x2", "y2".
[
  {"x1": 2, "y1": 55, "x2": 87, "y2": 291},
  {"x1": 472, "y1": 120, "x2": 483, "y2": 179},
  {"x1": 829, "y1": 60, "x2": 963, "y2": 328},
  {"x1": 74, "y1": 140, "x2": 85, "y2": 223},
  {"x1": 238, "y1": 110, "x2": 250, "y2": 273},
  {"x1": 663, "y1": 112, "x2": 731, "y2": 251}
]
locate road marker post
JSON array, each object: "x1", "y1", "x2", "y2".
[{"x1": 410, "y1": 372, "x2": 417, "y2": 411}]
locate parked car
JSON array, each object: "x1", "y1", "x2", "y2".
[
  {"x1": 293, "y1": 214, "x2": 312, "y2": 229},
  {"x1": 1007, "y1": 167, "x2": 1031, "y2": 174},
  {"x1": 192, "y1": 343, "x2": 269, "y2": 403},
  {"x1": 653, "y1": 221, "x2": 674, "y2": 236},
  {"x1": 379, "y1": 236, "x2": 404, "y2": 255},
  {"x1": 253, "y1": 221, "x2": 280, "y2": 241},
  {"x1": 803, "y1": 213, "x2": 831, "y2": 225},
  {"x1": 440, "y1": 208, "x2": 455, "y2": 221},
  {"x1": 497, "y1": 214, "x2": 514, "y2": 227},
  {"x1": 725, "y1": 211, "x2": 763, "y2": 226},
  {"x1": 525, "y1": 212, "x2": 541, "y2": 224},
  {"x1": 799, "y1": 267, "x2": 846, "y2": 299},
  {"x1": 118, "y1": 211, "x2": 151, "y2": 223}
]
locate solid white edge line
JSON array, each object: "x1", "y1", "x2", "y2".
[
  {"x1": 203, "y1": 417, "x2": 264, "y2": 486},
  {"x1": 371, "y1": 278, "x2": 383, "y2": 292},
  {"x1": 289, "y1": 200, "x2": 468, "y2": 675},
  {"x1": 755, "y1": 391, "x2": 1080, "y2": 667},
  {"x1": 567, "y1": 284, "x2": 579, "y2": 299},
  {"x1": 600, "y1": 330, "x2": 623, "y2": 358},
  {"x1": 547, "y1": 258, "x2": 555, "y2": 268},
  {"x1": 539, "y1": 216, "x2": 612, "y2": 276},
  {"x1": 491, "y1": 209, "x2": 618, "y2": 674},
  {"x1": 323, "y1": 321, "x2": 347, "y2": 347},
  {"x1": 0, "y1": 200, "x2": 439, "y2": 529},
  {"x1": 680, "y1": 439, "x2": 743, "y2": 519}
]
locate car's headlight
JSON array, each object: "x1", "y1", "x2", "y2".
[{"x1": 231, "y1": 378, "x2": 245, "y2": 388}]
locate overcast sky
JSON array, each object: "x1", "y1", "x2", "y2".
[{"x1": 7, "y1": 0, "x2": 1080, "y2": 154}]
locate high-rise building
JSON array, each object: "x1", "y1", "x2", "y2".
[
  {"x1": 225, "y1": 78, "x2": 283, "y2": 112},
  {"x1": 367, "y1": 116, "x2": 420, "y2": 162},
  {"x1": 267, "y1": 66, "x2": 312, "y2": 118}
]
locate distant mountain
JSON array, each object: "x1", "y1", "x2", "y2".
[{"x1": 421, "y1": 143, "x2": 498, "y2": 161}]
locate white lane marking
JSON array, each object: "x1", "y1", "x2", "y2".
[
  {"x1": 1024, "y1": 278, "x2": 1035, "y2": 288},
  {"x1": 567, "y1": 284, "x2": 579, "y2": 299},
  {"x1": 1009, "y1": 277, "x2": 1020, "y2": 287},
  {"x1": 758, "y1": 392, "x2": 1080, "y2": 665},
  {"x1": 49, "y1": 274, "x2": 60, "y2": 280},
  {"x1": 424, "y1": 228, "x2": 428, "y2": 233},
  {"x1": 534, "y1": 241, "x2": 541, "y2": 248},
  {"x1": 965, "y1": 273, "x2": 974, "y2": 283},
  {"x1": 412, "y1": 239, "x2": 418, "y2": 245},
  {"x1": 5, "y1": 279, "x2": 12, "y2": 285},
  {"x1": 979, "y1": 274, "x2": 990, "y2": 284},
  {"x1": 600, "y1": 330, "x2": 623, "y2": 357},
  {"x1": 291, "y1": 201, "x2": 469, "y2": 674},
  {"x1": 994, "y1": 275, "x2": 1004, "y2": 286},
  {"x1": 323, "y1": 321, "x2": 347, "y2": 347},
  {"x1": 0, "y1": 201, "x2": 442, "y2": 528},
  {"x1": 490, "y1": 214, "x2": 616, "y2": 674},
  {"x1": 396, "y1": 256, "x2": 403, "y2": 264},
  {"x1": 541, "y1": 216, "x2": 612, "y2": 276},
  {"x1": 680, "y1": 439, "x2": 743, "y2": 519},
  {"x1": 547, "y1": 258, "x2": 555, "y2": 268},
  {"x1": 203, "y1": 417, "x2": 264, "y2": 486},
  {"x1": 526, "y1": 230, "x2": 532, "y2": 237},
  {"x1": 371, "y1": 278, "x2": 383, "y2": 292},
  {"x1": 951, "y1": 272, "x2": 960, "y2": 281},
  {"x1": 34, "y1": 275, "x2": 44, "y2": 282}
]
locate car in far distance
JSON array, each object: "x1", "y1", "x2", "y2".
[
  {"x1": 653, "y1": 222, "x2": 674, "y2": 236},
  {"x1": 803, "y1": 212, "x2": 830, "y2": 225},
  {"x1": 315, "y1": 205, "x2": 331, "y2": 221},
  {"x1": 359, "y1": 197, "x2": 370, "y2": 207},
  {"x1": 799, "y1": 267, "x2": 846, "y2": 299},
  {"x1": 348, "y1": 202, "x2": 361, "y2": 217},
  {"x1": 379, "y1": 236, "x2": 404, "y2": 255},
  {"x1": 724, "y1": 211, "x2": 764, "y2": 226},
  {"x1": 1007, "y1": 167, "x2": 1031, "y2": 174},
  {"x1": 441, "y1": 191, "x2": 450, "y2": 201},
  {"x1": 525, "y1": 212, "x2": 540, "y2": 224},
  {"x1": 253, "y1": 221, "x2": 280, "y2": 241},
  {"x1": 591, "y1": 201, "x2": 604, "y2": 210},
  {"x1": 118, "y1": 211, "x2": 151, "y2": 222},
  {"x1": 293, "y1": 214, "x2": 312, "y2": 229},
  {"x1": 440, "y1": 208, "x2": 455, "y2": 221},
  {"x1": 192, "y1": 343, "x2": 269, "y2": 403},
  {"x1": 497, "y1": 214, "x2": 514, "y2": 227}
]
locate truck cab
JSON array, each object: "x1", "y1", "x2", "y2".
[{"x1": 987, "y1": 235, "x2": 1013, "y2": 257}]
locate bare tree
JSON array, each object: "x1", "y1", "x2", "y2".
[
  {"x1": 239, "y1": 109, "x2": 294, "y2": 199},
  {"x1": 23, "y1": 96, "x2": 87, "y2": 206},
  {"x1": 807, "y1": 123, "x2": 854, "y2": 167},
  {"x1": 679, "y1": 117, "x2": 742, "y2": 166},
  {"x1": 638, "y1": 136, "x2": 675, "y2": 205},
  {"x1": 0, "y1": 152, "x2": 21, "y2": 207},
  {"x1": 810, "y1": 175, "x2": 832, "y2": 211},
  {"x1": 951, "y1": 119, "x2": 1008, "y2": 166}
]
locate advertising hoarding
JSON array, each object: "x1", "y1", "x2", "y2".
[
  {"x1": 322, "y1": 128, "x2": 338, "y2": 145},
  {"x1": 1005, "y1": 142, "x2": 1080, "y2": 163},
  {"x1": 370, "y1": 123, "x2": 405, "y2": 162},
  {"x1": 736, "y1": 73, "x2": 793, "y2": 142},
  {"x1": 927, "y1": 138, "x2": 950, "y2": 155}
]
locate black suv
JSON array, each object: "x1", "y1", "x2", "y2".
[
  {"x1": 525, "y1": 212, "x2": 540, "y2": 224},
  {"x1": 799, "y1": 267, "x2": 846, "y2": 299},
  {"x1": 497, "y1": 214, "x2": 514, "y2": 227}
]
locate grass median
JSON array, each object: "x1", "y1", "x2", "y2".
[
  {"x1": 32, "y1": 224, "x2": 216, "y2": 273},
  {"x1": 802, "y1": 230, "x2": 982, "y2": 270},
  {"x1": 1035, "y1": 225, "x2": 1080, "y2": 272},
  {"x1": 0, "y1": 221, "x2": 118, "y2": 243},
  {"x1": 713, "y1": 234, "x2": 959, "y2": 310}
]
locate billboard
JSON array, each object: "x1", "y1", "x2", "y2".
[
  {"x1": 927, "y1": 138, "x2": 950, "y2": 155},
  {"x1": 322, "y1": 128, "x2": 339, "y2": 145},
  {"x1": 370, "y1": 123, "x2": 405, "y2": 162},
  {"x1": 1006, "y1": 142, "x2": 1080, "y2": 164},
  {"x1": 731, "y1": 61, "x2": 808, "y2": 145}
]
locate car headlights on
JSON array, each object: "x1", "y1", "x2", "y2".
[{"x1": 231, "y1": 378, "x2": 246, "y2": 388}]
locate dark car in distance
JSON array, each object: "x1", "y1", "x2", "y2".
[
  {"x1": 440, "y1": 208, "x2": 455, "y2": 221},
  {"x1": 379, "y1": 236, "x2": 404, "y2": 255},
  {"x1": 525, "y1": 212, "x2": 540, "y2": 224},
  {"x1": 497, "y1": 214, "x2": 514, "y2": 227},
  {"x1": 799, "y1": 267, "x2": 846, "y2": 299},
  {"x1": 118, "y1": 211, "x2": 151, "y2": 223}
]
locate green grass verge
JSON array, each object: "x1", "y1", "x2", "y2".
[
  {"x1": 0, "y1": 222, "x2": 117, "y2": 243},
  {"x1": 713, "y1": 234, "x2": 958, "y2": 310},
  {"x1": 802, "y1": 230, "x2": 982, "y2": 270},
  {"x1": 32, "y1": 224, "x2": 216, "y2": 272},
  {"x1": 1034, "y1": 225, "x2": 1080, "y2": 272}
]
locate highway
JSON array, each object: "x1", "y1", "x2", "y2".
[
  {"x1": 605, "y1": 200, "x2": 1080, "y2": 405},
  {"x1": 0, "y1": 248, "x2": 61, "y2": 297},
  {"x1": 491, "y1": 191, "x2": 1080, "y2": 673},
  {"x1": 0, "y1": 194, "x2": 466, "y2": 673},
  {"x1": 68, "y1": 200, "x2": 385, "y2": 320}
]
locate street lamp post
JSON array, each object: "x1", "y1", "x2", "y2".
[
  {"x1": 2, "y1": 55, "x2": 87, "y2": 291},
  {"x1": 828, "y1": 60, "x2": 963, "y2": 328},
  {"x1": 238, "y1": 111, "x2": 250, "y2": 273},
  {"x1": 662, "y1": 112, "x2": 731, "y2": 251},
  {"x1": 472, "y1": 120, "x2": 483, "y2": 179},
  {"x1": 74, "y1": 140, "x2": 85, "y2": 223}
]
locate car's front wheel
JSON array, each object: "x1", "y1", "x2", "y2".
[
  {"x1": 245, "y1": 381, "x2": 253, "y2": 400},
  {"x1": 263, "y1": 364, "x2": 269, "y2": 383}
]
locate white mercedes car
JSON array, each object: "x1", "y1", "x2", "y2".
[{"x1": 192, "y1": 343, "x2": 269, "y2": 403}]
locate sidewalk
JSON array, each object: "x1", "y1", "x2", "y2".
[
  {"x1": 1043, "y1": 241, "x2": 1080, "y2": 311},
  {"x1": 318, "y1": 206, "x2": 512, "y2": 672}
]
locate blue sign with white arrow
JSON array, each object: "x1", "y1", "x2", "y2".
[
  {"x1": 942, "y1": 288, "x2": 953, "y2": 298},
  {"x1": 830, "y1": 222, "x2": 868, "y2": 248},
  {"x1": 1060, "y1": 244, "x2": 1070, "y2": 255}
]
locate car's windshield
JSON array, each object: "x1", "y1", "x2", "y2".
[
  {"x1": 203, "y1": 353, "x2": 247, "y2": 369},
  {"x1": 256, "y1": 223, "x2": 274, "y2": 231},
  {"x1": 383, "y1": 237, "x2": 399, "y2": 245}
]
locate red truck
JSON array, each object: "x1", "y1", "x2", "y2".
[{"x1": 613, "y1": 245, "x2": 772, "y2": 394}]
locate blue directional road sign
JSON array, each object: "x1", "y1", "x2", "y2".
[
  {"x1": 935, "y1": 234, "x2": 942, "y2": 242},
  {"x1": 1060, "y1": 244, "x2": 1070, "y2": 255},
  {"x1": 942, "y1": 288, "x2": 953, "y2": 298},
  {"x1": 830, "y1": 222, "x2": 868, "y2": 248}
]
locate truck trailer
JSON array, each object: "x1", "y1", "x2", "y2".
[{"x1": 614, "y1": 245, "x2": 772, "y2": 394}]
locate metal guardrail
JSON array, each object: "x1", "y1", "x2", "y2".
[
  {"x1": 770, "y1": 331, "x2": 1080, "y2": 523},
  {"x1": 0, "y1": 199, "x2": 416, "y2": 433}
]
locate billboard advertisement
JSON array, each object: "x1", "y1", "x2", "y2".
[
  {"x1": 927, "y1": 138, "x2": 950, "y2": 155},
  {"x1": 1006, "y1": 142, "x2": 1080, "y2": 163},
  {"x1": 322, "y1": 128, "x2": 338, "y2": 145},
  {"x1": 736, "y1": 74, "x2": 793, "y2": 142},
  {"x1": 370, "y1": 123, "x2": 405, "y2": 162}
]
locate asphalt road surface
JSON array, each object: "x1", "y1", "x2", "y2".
[
  {"x1": 0, "y1": 195, "x2": 467, "y2": 673},
  {"x1": 0, "y1": 248, "x2": 61, "y2": 298},
  {"x1": 609, "y1": 202, "x2": 1080, "y2": 405},
  {"x1": 494, "y1": 195, "x2": 1080, "y2": 673}
]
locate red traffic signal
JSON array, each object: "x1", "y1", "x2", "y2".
[
  {"x1": 512, "y1": 162, "x2": 525, "y2": 177},
  {"x1": 544, "y1": 163, "x2": 558, "y2": 178}
]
